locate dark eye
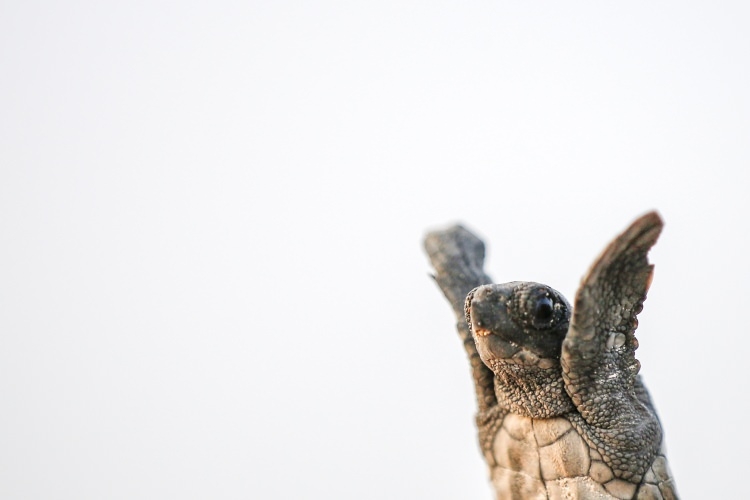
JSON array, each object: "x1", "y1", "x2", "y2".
[{"x1": 533, "y1": 296, "x2": 554, "y2": 322}]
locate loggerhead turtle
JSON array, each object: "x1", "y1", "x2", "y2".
[{"x1": 424, "y1": 212, "x2": 677, "y2": 499}]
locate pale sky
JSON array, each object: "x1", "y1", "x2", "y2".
[{"x1": 1, "y1": 1, "x2": 748, "y2": 498}]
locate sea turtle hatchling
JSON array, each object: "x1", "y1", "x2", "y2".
[{"x1": 424, "y1": 212, "x2": 677, "y2": 499}]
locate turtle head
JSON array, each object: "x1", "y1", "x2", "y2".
[
  {"x1": 466, "y1": 282, "x2": 574, "y2": 417},
  {"x1": 466, "y1": 282, "x2": 570, "y2": 370}
]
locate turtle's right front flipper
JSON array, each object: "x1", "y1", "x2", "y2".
[
  {"x1": 562, "y1": 212, "x2": 664, "y2": 482},
  {"x1": 424, "y1": 225, "x2": 497, "y2": 413}
]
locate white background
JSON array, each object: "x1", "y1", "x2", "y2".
[{"x1": 1, "y1": 1, "x2": 748, "y2": 498}]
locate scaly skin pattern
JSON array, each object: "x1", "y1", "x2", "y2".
[{"x1": 424, "y1": 213, "x2": 678, "y2": 499}]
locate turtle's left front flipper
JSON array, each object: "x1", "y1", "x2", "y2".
[{"x1": 562, "y1": 212, "x2": 664, "y2": 482}]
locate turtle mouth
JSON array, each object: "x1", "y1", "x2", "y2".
[
  {"x1": 475, "y1": 331, "x2": 557, "y2": 368},
  {"x1": 473, "y1": 326, "x2": 493, "y2": 337}
]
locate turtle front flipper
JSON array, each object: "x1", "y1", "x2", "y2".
[
  {"x1": 424, "y1": 225, "x2": 497, "y2": 413},
  {"x1": 562, "y1": 212, "x2": 664, "y2": 483}
]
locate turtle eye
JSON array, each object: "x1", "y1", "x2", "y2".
[
  {"x1": 533, "y1": 296, "x2": 554, "y2": 322},
  {"x1": 510, "y1": 284, "x2": 568, "y2": 332}
]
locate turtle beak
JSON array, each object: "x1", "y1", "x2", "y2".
[
  {"x1": 466, "y1": 284, "x2": 522, "y2": 362},
  {"x1": 467, "y1": 284, "x2": 515, "y2": 336},
  {"x1": 469, "y1": 286, "x2": 501, "y2": 336}
]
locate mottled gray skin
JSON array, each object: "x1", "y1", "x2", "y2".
[{"x1": 424, "y1": 213, "x2": 677, "y2": 499}]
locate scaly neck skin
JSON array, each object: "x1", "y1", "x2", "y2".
[{"x1": 490, "y1": 361, "x2": 576, "y2": 418}]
